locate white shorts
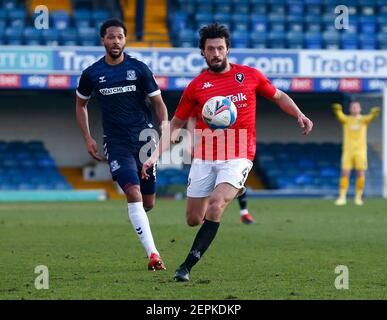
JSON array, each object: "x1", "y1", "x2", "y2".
[{"x1": 187, "y1": 158, "x2": 253, "y2": 198}]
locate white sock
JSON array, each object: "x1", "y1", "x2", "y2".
[
  {"x1": 240, "y1": 209, "x2": 248, "y2": 217},
  {"x1": 127, "y1": 202, "x2": 159, "y2": 258}
]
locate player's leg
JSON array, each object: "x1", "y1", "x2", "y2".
[
  {"x1": 238, "y1": 192, "x2": 254, "y2": 224},
  {"x1": 354, "y1": 152, "x2": 367, "y2": 205},
  {"x1": 175, "y1": 159, "x2": 252, "y2": 281},
  {"x1": 106, "y1": 144, "x2": 164, "y2": 270},
  {"x1": 186, "y1": 197, "x2": 209, "y2": 226},
  {"x1": 335, "y1": 151, "x2": 352, "y2": 205},
  {"x1": 175, "y1": 183, "x2": 239, "y2": 281}
]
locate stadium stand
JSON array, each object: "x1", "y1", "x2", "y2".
[
  {"x1": 255, "y1": 142, "x2": 383, "y2": 196},
  {"x1": 0, "y1": 141, "x2": 72, "y2": 191},
  {"x1": 167, "y1": 0, "x2": 387, "y2": 49}
]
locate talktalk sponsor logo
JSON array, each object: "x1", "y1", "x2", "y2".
[
  {"x1": 0, "y1": 74, "x2": 21, "y2": 87},
  {"x1": 225, "y1": 93, "x2": 247, "y2": 103},
  {"x1": 47, "y1": 75, "x2": 70, "y2": 88},
  {"x1": 155, "y1": 76, "x2": 168, "y2": 90},
  {"x1": 339, "y1": 78, "x2": 361, "y2": 92},
  {"x1": 291, "y1": 78, "x2": 313, "y2": 91}
]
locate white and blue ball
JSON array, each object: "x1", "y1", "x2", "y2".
[{"x1": 202, "y1": 96, "x2": 237, "y2": 129}]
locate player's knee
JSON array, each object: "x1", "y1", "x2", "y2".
[
  {"x1": 186, "y1": 215, "x2": 202, "y2": 227},
  {"x1": 123, "y1": 184, "x2": 142, "y2": 202},
  {"x1": 143, "y1": 204, "x2": 154, "y2": 212},
  {"x1": 207, "y1": 199, "x2": 226, "y2": 219}
]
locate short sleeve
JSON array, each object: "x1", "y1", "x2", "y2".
[
  {"x1": 76, "y1": 71, "x2": 93, "y2": 100},
  {"x1": 175, "y1": 82, "x2": 197, "y2": 121},
  {"x1": 141, "y1": 63, "x2": 161, "y2": 97},
  {"x1": 254, "y1": 69, "x2": 277, "y2": 99}
]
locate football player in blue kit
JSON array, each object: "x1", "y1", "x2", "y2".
[{"x1": 75, "y1": 19, "x2": 168, "y2": 271}]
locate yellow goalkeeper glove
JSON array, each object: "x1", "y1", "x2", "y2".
[{"x1": 371, "y1": 106, "x2": 381, "y2": 116}]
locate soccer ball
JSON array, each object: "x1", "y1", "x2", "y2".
[{"x1": 202, "y1": 96, "x2": 237, "y2": 129}]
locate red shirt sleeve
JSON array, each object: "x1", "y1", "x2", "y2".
[
  {"x1": 174, "y1": 81, "x2": 197, "y2": 121},
  {"x1": 253, "y1": 69, "x2": 277, "y2": 99}
]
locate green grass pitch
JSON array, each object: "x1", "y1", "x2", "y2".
[{"x1": 1, "y1": 198, "x2": 386, "y2": 300}]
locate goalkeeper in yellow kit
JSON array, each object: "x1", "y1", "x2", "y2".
[{"x1": 332, "y1": 101, "x2": 381, "y2": 206}]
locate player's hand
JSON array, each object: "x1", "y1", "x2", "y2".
[
  {"x1": 371, "y1": 107, "x2": 381, "y2": 116},
  {"x1": 141, "y1": 158, "x2": 155, "y2": 180},
  {"x1": 332, "y1": 103, "x2": 342, "y2": 111},
  {"x1": 297, "y1": 113, "x2": 313, "y2": 135},
  {"x1": 86, "y1": 137, "x2": 103, "y2": 161}
]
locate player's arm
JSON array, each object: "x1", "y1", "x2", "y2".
[
  {"x1": 75, "y1": 96, "x2": 103, "y2": 161},
  {"x1": 363, "y1": 106, "x2": 381, "y2": 124},
  {"x1": 270, "y1": 89, "x2": 313, "y2": 135},
  {"x1": 148, "y1": 94, "x2": 169, "y2": 135},
  {"x1": 141, "y1": 116, "x2": 186, "y2": 179},
  {"x1": 332, "y1": 103, "x2": 348, "y2": 124}
]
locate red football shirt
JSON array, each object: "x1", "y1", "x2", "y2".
[{"x1": 175, "y1": 63, "x2": 277, "y2": 161}]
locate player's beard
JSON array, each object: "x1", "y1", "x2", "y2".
[
  {"x1": 206, "y1": 57, "x2": 228, "y2": 73},
  {"x1": 107, "y1": 45, "x2": 124, "y2": 59}
]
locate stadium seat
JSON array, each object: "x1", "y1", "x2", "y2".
[
  {"x1": 250, "y1": 32, "x2": 267, "y2": 48},
  {"x1": 377, "y1": 14, "x2": 387, "y2": 32},
  {"x1": 322, "y1": 30, "x2": 340, "y2": 49},
  {"x1": 51, "y1": 10, "x2": 70, "y2": 30},
  {"x1": 195, "y1": 12, "x2": 214, "y2": 29},
  {"x1": 4, "y1": 26, "x2": 23, "y2": 45},
  {"x1": 177, "y1": 29, "x2": 196, "y2": 47},
  {"x1": 60, "y1": 28, "x2": 79, "y2": 46},
  {"x1": 42, "y1": 29, "x2": 60, "y2": 46},
  {"x1": 7, "y1": 8, "x2": 26, "y2": 27},
  {"x1": 213, "y1": 13, "x2": 232, "y2": 31},
  {"x1": 92, "y1": 9, "x2": 111, "y2": 28},
  {"x1": 287, "y1": 14, "x2": 304, "y2": 32},
  {"x1": 377, "y1": 33, "x2": 387, "y2": 49},
  {"x1": 232, "y1": 13, "x2": 250, "y2": 32},
  {"x1": 304, "y1": 31, "x2": 323, "y2": 49},
  {"x1": 341, "y1": 32, "x2": 359, "y2": 50},
  {"x1": 305, "y1": 14, "x2": 323, "y2": 32},
  {"x1": 250, "y1": 14, "x2": 269, "y2": 32},
  {"x1": 74, "y1": 9, "x2": 92, "y2": 28},
  {"x1": 214, "y1": 0, "x2": 232, "y2": 14},
  {"x1": 196, "y1": 0, "x2": 213, "y2": 13},
  {"x1": 268, "y1": 30, "x2": 286, "y2": 48},
  {"x1": 23, "y1": 27, "x2": 42, "y2": 45},
  {"x1": 78, "y1": 27, "x2": 99, "y2": 46},
  {"x1": 232, "y1": 0, "x2": 250, "y2": 14},
  {"x1": 286, "y1": 31, "x2": 304, "y2": 49},
  {"x1": 359, "y1": 15, "x2": 377, "y2": 33},
  {"x1": 231, "y1": 30, "x2": 250, "y2": 48}
]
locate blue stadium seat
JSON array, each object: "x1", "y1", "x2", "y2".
[
  {"x1": 78, "y1": 27, "x2": 99, "y2": 46},
  {"x1": 232, "y1": 0, "x2": 250, "y2": 14},
  {"x1": 287, "y1": 14, "x2": 304, "y2": 31},
  {"x1": 214, "y1": 0, "x2": 232, "y2": 14},
  {"x1": 8, "y1": 8, "x2": 26, "y2": 27},
  {"x1": 304, "y1": 31, "x2": 323, "y2": 49},
  {"x1": 268, "y1": 30, "x2": 286, "y2": 48},
  {"x1": 232, "y1": 13, "x2": 250, "y2": 32},
  {"x1": 74, "y1": 9, "x2": 92, "y2": 28},
  {"x1": 305, "y1": 4, "x2": 322, "y2": 15},
  {"x1": 231, "y1": 30, "x2": 250, "y2": 48},
  {"x1": 250, "y1": 14, "x2": 268, "y2": 32},
  {"x1": 341, "y1": 32, "x2": 359, "y2": 50},
  {"x1": 359, "y1": 15, "x2": 377, "y2": 33},
  {"x1": 250, "y1": 0, "x2": 268, "y2": 14},
  {"x1": 179, "y1": 2, "x2": 196, "y2": 15},
  {"x1": 92, "y1": 9, "x2": 111, "y2": 27},
  {"x1": 51, "y1": 10, "x2": 70, "y2": 30},
  {"x1": 288, "y1": 1, "x2": 304, "y2": 15},
  {"x1": 250, "y1": 32, "x2": 267, "y2": 48},
  {"x1": 23, "y1": 27, "x2": 42, "y2": 45},
  {"x1": 196, "y1": 0, "x2": 213, "y2": 13},
  {"x1": 213, "y1": 13, "x2": 232, "y2": 31},
  {"x1": 322, "y1": 30, "x2": 340, "y2": 49},
  {"x1": 377, "y1": 14, "x2": 387, "y2": 32},
  {"x1": 168, "y1": 11, "x2": 189, "y2": 35},
  {"x1": 60, "y1": 28, "x2": 79, "y2": 46},
  {"x1": 177, "y1": 29, "x2": 196, "y2": 47},
  {"x1": 286, "y1": 31, "x2": 303, "y2": 49},
  {"x1": 42, "y1": 29, "x2": 59, "y2": 45},
  {"x1": 305, "y1": 14, "x2": 322, "y2": 32},
  {"x1": 377, "y1": 33, "x2": 387, "y2": 49},
  {"x1": 195, "y1": 12, "x2": 213, "y2": 29},
  {"x1": 4, "y1": 26, "x2": 23, "y2": 45}
]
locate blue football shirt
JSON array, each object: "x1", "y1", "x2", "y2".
[{"x1": 76, "y1": 53, "x2": 160, "y2": 149}]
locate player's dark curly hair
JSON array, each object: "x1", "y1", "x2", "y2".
[
  {"x1": 100, "y1": 18, "x2": 127, "y2": 38},
  {"x1": 199, "y1": 23, "x2": 230, "y2": 50}
]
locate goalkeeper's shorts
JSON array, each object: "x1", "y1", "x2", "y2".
[{"x1": 341, "y1": 150, "x2": 367, "y2": 171}]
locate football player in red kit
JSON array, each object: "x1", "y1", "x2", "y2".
[{"x1": 142, "y1": 23, "x2": 313, "y2": 281}]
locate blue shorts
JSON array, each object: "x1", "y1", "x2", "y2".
[{"x1": 103, "y1": 141, "x2": 156, "y2": 195}]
